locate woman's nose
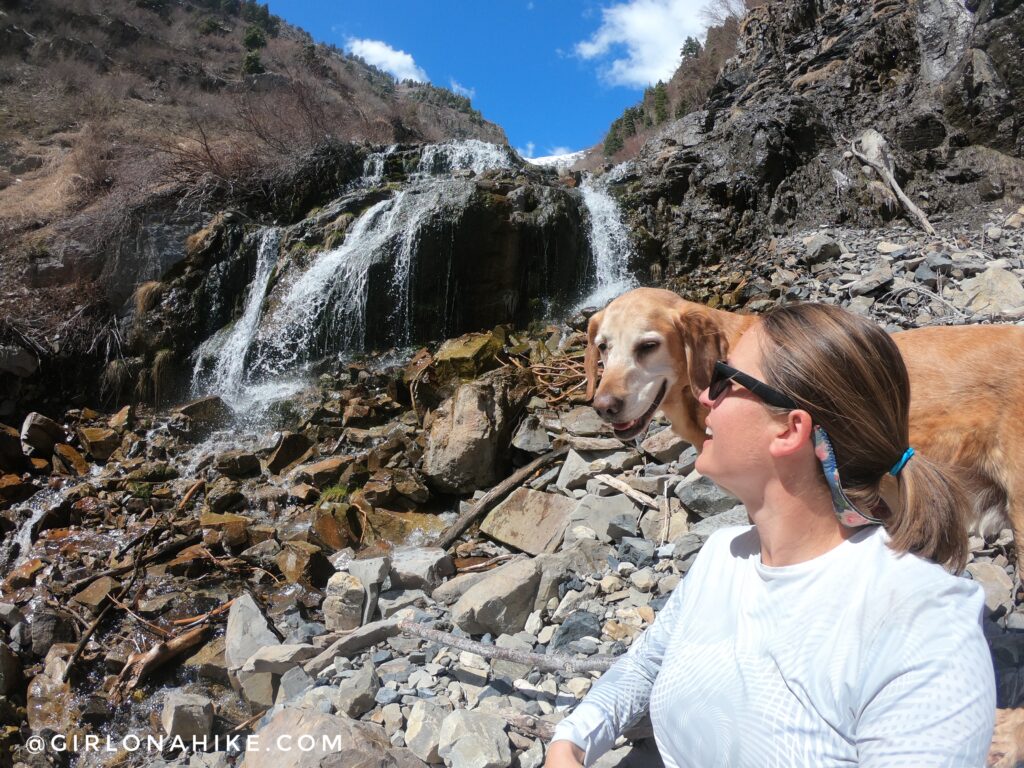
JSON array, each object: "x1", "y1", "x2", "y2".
[{"x1": 697, "y1": 386, "x2": 713, "y2": 408}]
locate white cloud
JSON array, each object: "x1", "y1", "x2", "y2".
[
  {"x1": 449, "y1": 78, "x2": 476, "y2": 99},
  {"x1": 518, "y1": 141, "x2": 537, "y2": 158},
  {"x1": 345, "y1": 37, "x2": 428, "y2": 82},
  {"x1": 575, "y1": 0, "x2": 705, "y2": 88},
  {"x1": 547, "y1": 145, "x2": 575, "y2": 156}
]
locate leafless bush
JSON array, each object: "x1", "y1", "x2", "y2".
[
  {"x1": 133, "y1": 280, "x2": 164, "y2": 316},
  {"x1": 701, "y1": 0, "x2": 763, "y2": 26},
  {"x1": 65, "y1": 124, "x2": 115, "y2": 196}
]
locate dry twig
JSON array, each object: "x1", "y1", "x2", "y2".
[{"x1": 397, "y1": 620, "x2": 615, "y2": 674}]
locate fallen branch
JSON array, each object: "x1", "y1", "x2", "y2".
[
  {"x1": 108, "y1": 625, "x2": 209, "y2": 704},
  {"x1": 397, "y1": 620, "x2": 615, "y2": 674},
  {"x1": 594, "y1": 474, "x2": 658, "y2": 510},
  {"x1": 433, "y1": 447, "x2": 569, "y2": 551},
  {"x1": 171, "y1": 597, "x2": 236, "y2": 627},
  {"x1": 176, "y1": 479, "x2": 206, "y2": 512},
  {"x1": 67, "y1": 532, "x2": 203, "y2": 593},
  {"x1": 850, "y1": 129, "x2": 935, "y2": 236}
]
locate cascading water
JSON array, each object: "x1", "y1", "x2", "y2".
[
  {"x1": 576, "y1": 176, "x2": 638, "y2": 309},
  {"x1": 418, "y1": 139, "x2": 515, "y2": 175},
  {"x1": 188, "y1": 139, "x2": 597, "y2": 411},
  {"x1": 191, "y1": 227, "x2": 281, "y2": 405}
]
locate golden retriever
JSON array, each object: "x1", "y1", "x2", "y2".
[
  {"x1": 584, "y1": 287, "x2": 1024, "y2": 568},
  {"x1": 584, "y1": 287, "x2": 1024, "y2": 764}
]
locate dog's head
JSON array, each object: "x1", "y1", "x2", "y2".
[{"x1": 584, "y1": 288, "x2": 735, "y2": 444}]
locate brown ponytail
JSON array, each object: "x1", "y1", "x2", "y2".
[{"x1": 757, "y1": 304, "x2": 969, "y2": 571}]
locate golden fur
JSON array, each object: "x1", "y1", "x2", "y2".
[{"x1": 585, "y1": 288, "x2": 1024, "y2": 566}]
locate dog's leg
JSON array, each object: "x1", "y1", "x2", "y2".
[{"x1": 989, "y1": 708, "x2": 1024, "y2": 768}]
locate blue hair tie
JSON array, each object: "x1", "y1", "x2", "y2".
[{"x1": 889, "y1": 447, "x2": 914, "y2": 476}]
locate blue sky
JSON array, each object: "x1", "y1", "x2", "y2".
[{"x1": 264, "y1": 1, "x2": 711, "y2": 158}]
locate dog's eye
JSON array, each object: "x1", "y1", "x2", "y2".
[
  {"x1": 597, "y1": 342, "x2": 607, "y2": 353},
  {"x1": 637, "y1": 340, "x2": 660, "y2": 355}
]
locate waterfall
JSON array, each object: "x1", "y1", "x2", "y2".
[
  {"x1": 186, "y1": 139, "x2": 537, "y2": 410},
  {"x1": 248, "y1": 196, "x2": 401, "y2": 377},
  {"x1": 417, "y1": 139, "x2": 514, "y2": 175},
  {"x1": 576, "y1": 177, "x2": 638, "y2": 309},
  {"x1": 191, "y1": 228, "x2": 281, "y2": 405}
]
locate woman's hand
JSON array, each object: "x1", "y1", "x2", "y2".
[{"x1": 545, "y1": 739, "x2": 585, "y2": 768}]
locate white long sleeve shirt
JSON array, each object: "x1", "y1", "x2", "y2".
[{"x1": 553, "y1": 525, "x2": 996, "y2": 767}]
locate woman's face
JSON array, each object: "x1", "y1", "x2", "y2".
[{"x1": 694, "y1": 323, "x2": 782, "y2": 501}]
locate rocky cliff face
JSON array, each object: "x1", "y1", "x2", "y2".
[
  {"x1": 613, "y1": 0, "x2": 1024, "y2": 279},
  {"x1": 132, "y1": 142, "x2": 593, "y2": 403}
]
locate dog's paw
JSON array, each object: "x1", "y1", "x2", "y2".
[{"x1": 988, "y1": 708, "x2": 1024, "y2": 768}]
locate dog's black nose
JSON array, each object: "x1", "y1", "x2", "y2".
[{"x1": 593, "y1": 394, "x2": 624, "y2": 419}]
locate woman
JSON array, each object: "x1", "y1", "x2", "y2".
[{"x1": 547, "y1": 303, "x2": 995, "y2": 768}]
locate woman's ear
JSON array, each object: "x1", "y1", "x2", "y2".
[{"x1": 768, "y1": 409, "x2": 814, "y2": 458}]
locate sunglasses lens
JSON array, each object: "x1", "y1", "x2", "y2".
[{"x1": 708, "y1": 365, "x2": 728, "y2": 400}]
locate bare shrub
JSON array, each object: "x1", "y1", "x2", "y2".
[
  {"x1": 65, "y1": 124, "x2": 115, "y2": 196},
  {"x1": 151, "y1": 348, "x2": 173, "y2": 404},
  {"x1": 100, "y1": 354, "x2": 129, "y2": 403},
  {"x1": 133, "y1": 280, "x2": 164, "y2": 316}
]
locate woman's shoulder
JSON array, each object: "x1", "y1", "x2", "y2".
[{"x1": 858, "y1": 529, "x2": 984, "y2": 612}]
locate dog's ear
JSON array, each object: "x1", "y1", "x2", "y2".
[
  {"x1": 675, "y1": 309, "x2": 729, "y2": 398},
  {"x1": 584, "y1": 310, "x2": 604, "y2": 401}
]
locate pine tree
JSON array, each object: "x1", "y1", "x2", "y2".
[
  {"x1": 653, "y1": 81, "x2": 669, "y2": 124},
  {"x1": 604, "y1": 121, "x2": 624, "y2": 156},
  {"x1": 242, "y1": 24, "x2": 266, "y2": 50},
  {"x1": 681, "y1": 36, "x2": 702, "y2": 60}
]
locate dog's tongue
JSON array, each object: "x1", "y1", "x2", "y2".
[{"x1": 613, "y1": 419, "x2": 637, "y2": 431}]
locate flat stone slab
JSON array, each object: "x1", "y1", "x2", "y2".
[{"x1": 481, "y1": 487, "x2": 575, "y2": 555}]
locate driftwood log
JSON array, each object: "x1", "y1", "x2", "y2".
[
  {"x1": 397, "y1": 620, "x2": 615, "y2": 675},
  {"x1": 850, "y1": 129, "x2": 935, "y2": 236},
  {"x1": 433, "y1": 447, "x2": 569, "y2": 551}
]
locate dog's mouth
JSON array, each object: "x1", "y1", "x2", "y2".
[{"x1": 612, "y1": 380, "x2": 667, "y2": 441}]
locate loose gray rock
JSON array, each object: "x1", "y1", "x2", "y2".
[
  {"x1": 161, "y1": 692, "x2": 213, "y2": 741},
  {"x1": 390, "y1": 547, "x2": 455, "y2": 591},
  {"x1": 549, "y1": 611, "x2": 602, "y2": 651},
  {"x1": 438, "y1": 709, "x2": 512, "y2": 768},
  {"x1": 406, "y1": 700, "x2": 447, "y2": 763},
  {"x1": 334, "y1": 664, "x2": 381, "y2": 718},
  {"x1": 451, "y1": 558, "x2": 541, "y2": 636},
  {"x1": 224, "y1": 594, "x2": 280, "y2": 671},
  {"x1": 674, "y1": 475, "x2": 739, "y2": 518},
  {"x1": 322, "y1": 572, "x2": 365, "y2": 632}
]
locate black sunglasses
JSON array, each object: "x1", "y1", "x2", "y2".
[{"x1": 708, "y1": 361, "x2": 798, "y2": 409}]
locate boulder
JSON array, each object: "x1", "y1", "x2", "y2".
[
  {"x1": 438, "y1": 709, "x2": 512, "y2": 768},
  {"x1": 480, "y1": 488, "x2": 575, "y2": 555},
  {"x1": 432, "y1": 331, "x2": 504, "y2": 381},
  {"x1": 640, "y1": 428, "x2": 689, "y2": 464},
  {"x1": 53, "y1": 444, "x2": 89, "y2": 475},
  {"x1": 275, "y1": 542, "x2": 333, "y2": 587},
  {"x1": 161, "y1": 691, "x2": 213, "y2": 741},
  {"x1": 422, "y1": 368, "x2": 531, "y2": 494},
  {"x1": 560, "y1": 406, "x2": 612, "y2": 437},
  {"x1": 176, "y1": 396, "x2": 233, "y2": 433},
  {"x1": 182, "y1": 636, "x2": 229, "y2": 685},
  {"x1": 266, "y1": 432, "x2": 313, "y2": 475},
  {"x1": 239, "y1": 644, "x2": 317, "y2": 675},
  {"x1": 240, "y1": 708, "x2": 428, "y2": 768},
  {"x1": 390, "y1": 547, "x2": 454, "y2": 591},
  {"x1": 294, "y1": 456, "x2": 350, "y2": 489},
  {"x1": 803, "y1": 233, "x2": 842, "y2": 264},
  {"x1": 348, "y1": 556, "x2": 391, "y2": 624},
  {"x1": 214, "y1": 450, "x2": 260, "y2": 479},
  {"x1": 334, "y1": 664, "x2": 381, "y2": 718},
  {"x1": 77, "y1": 427, "x2": 120, "y2": 461},
  {"x1": 674, "y1": 475, "x2": 739, "y2": 518},
  {"x1": 566, "y1": 494, "x2": 642, "y2": 544},
  {"x1": 511, "y1": 414, "x2": 551, "y2": 454},
  {"x1": 322, "y1": 572, "x2": 364, "y2": 632},
  {"x1": 952, "y1": 266, "x2": 1024, "y2": 315},
  {"x1": 451, "y1": 557, "x2": 541, "y2": 636},
  {"x1": 406, "y1": 701, "x2": 446, "y2": 763},
  {"x1": 20, "y1": 412, "x2": 63, "y2": 456},
  {"x1": 206, "y1": 477, "x2": 244, "y2": 513},
  {"x1": 109, "y1": 405, "x2": 133, "y2": 430},
  {"x1": 224, "y1": 594, "x2": 280, "y2": 672}
]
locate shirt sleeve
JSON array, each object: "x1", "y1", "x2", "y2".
[
  {"x1": 855, "y1": 577, "x2": 996, "y2": 768},
  {"x1": 550, "y1": 530, "x2": 726, "y2": 766}
]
